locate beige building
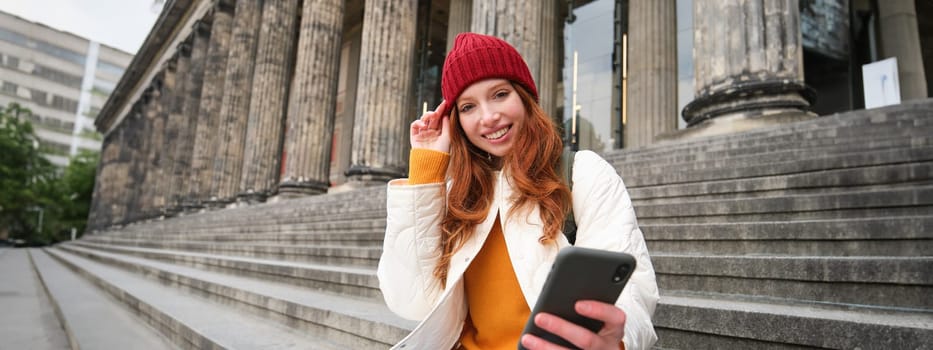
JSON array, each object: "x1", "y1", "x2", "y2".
[{"x1": 0, "y1": 10, "x2": 132, "y2": 167}]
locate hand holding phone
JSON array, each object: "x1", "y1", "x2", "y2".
[{"x1": 518, "y1": 247, "x2": 635, "y2": 350}]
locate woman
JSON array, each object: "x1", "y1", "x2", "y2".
[{"x1": 377, "y1": 32, "x2": 658, "y2": 350}]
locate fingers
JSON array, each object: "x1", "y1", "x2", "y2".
[
  {"x1": 436, "y1": 100, "x2": 448, "y2": 116},
  {"x1": 520, "y1": 333, "x2": 571, "y2": 350},
  {"x1": 530, "y1": 313, "x2": 598, "y2": 349},
  {"x1": 524, "y1": 304, "x2": 627, "y2": 350},
  {"x1": 575, "y1": 300, "x2": 627, "y2": 334}
]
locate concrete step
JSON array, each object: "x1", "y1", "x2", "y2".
[
  {"x1": 642, "y1": 216, "x2": 933, "y2": 256},
  {"x1": 62, "y1": 242, "x2": 381, "y2": 299},
  {"x1": 141, "y1": 209, "x2": 388, "y2": 231},
  {"x1": 46, "y1": 246, "x2": 415, "y2": 349},
  {"x1": 106, "y1": 217, "x2": 387, "y2": 237},
  {"x1": 27, "y1": 249, "x2": 177, "y2": 349},
  {"x1": 652, "y1": 254, "x2": 933, "y2": 310},
  {"x1": 619, "y1": 144, "x2": 933, "y2": 188},
  {"x1": 635, "y1": 185, "x2": 933, "y2": 224},
  {"x1": 607, "y1": 101, "x2": 932, "y2": 163},
  {"x1": 86, "y1": 230, "x2": 385, "y2": 246},
  {"x1": 0, "y1": 249, "x2": 70, "y2": 349},
  {"x1": 83, "y1": 237, "x2": 382, "y2": 268},
  {"x1": 615, "y1": 123, "x2": 932, "y2": 171},
  {"x1": 630, "y1": 161, "x2": 933, "y2": 204},
  {"x1": 43, "y1": 247, "x2": 348, "y2": 350},
  {"x1": 614, "y1": 121, "x2": 932, "y2": 168},
  {"x1": 654, "y1": 290, "x2": 933, "y2": 349}
]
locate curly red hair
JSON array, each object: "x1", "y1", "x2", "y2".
[{"x1": 434, "y1": 83, "x2": 571, "y2": 286}]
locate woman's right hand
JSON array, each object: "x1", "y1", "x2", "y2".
[{"x1": 410, "y1": 100, "x2": 451, "y2": 153}]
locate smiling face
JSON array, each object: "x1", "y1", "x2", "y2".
[{"x1": 455, "y1": 79, "x2": 528, "y2": 158}]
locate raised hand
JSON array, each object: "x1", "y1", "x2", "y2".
[{"x1": 410, "y1": 100, "x2": 451, "y2": 153}]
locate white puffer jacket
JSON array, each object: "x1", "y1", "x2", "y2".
[{"x1": 377, "y1": 150, "x2": 659, "y2": 350}]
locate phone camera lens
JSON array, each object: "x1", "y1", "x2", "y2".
[{"x1": 612, "y1": 276, "x2": 621, "y2": 282}]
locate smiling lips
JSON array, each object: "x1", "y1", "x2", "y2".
[{"x1": 484, "y1": 125, "x2": 511, "y2": 140}]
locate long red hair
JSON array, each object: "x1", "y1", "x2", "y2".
[{"x1": 434, "y1": 83, "x2": 571, "y2": 286}]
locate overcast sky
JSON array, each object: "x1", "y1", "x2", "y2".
[{"x1": 0, "y1": 0, "x2": 162, "y2": 54}]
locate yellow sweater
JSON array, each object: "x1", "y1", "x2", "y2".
[{"x1": 408, "y1": 149, "x2": 529, "y2": 350}]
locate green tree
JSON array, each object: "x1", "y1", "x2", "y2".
[
  {"x1": 0, "y1": 103, "x2": 98, "y2": 245},
  {"x1": 0, "y1": 103, "x2": 57, "y2": 243}
]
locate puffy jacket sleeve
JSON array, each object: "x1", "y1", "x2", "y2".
[
  {"x1": 377, "y1": 179, "x2": 447, "y2": 320},
  {"x1": 571, "y1": 150, "x2": 659, "y2": 350}
]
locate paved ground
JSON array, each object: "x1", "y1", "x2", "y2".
[{"x1": 0, "y1": 248, "x2": 69, "y2": 350}]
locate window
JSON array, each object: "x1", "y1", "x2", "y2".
[
  {"x1": 96, "y1": 60, "x2": 125, "y2": 77},
  {"x1": 51, "y1": 95, "x2": 79, "y2": 112},
  {"x1": 32, "y1": 65, "x2": 83, "y2": 88},
  {"x1": 30, "y1": 88, "x2": 48, "y2": 105},
  {"x1": 2, "y1": 53, "x2": 20, "y2": 68},
  {"x1": 0, "y1": 27, "x2": 86, "y2": 66},
  {"x1": 1, "y1": 81, "x2": 17, "y2": 94},
  {"x1": 564, "y1": 0, "x2": 620, "y2": 152}
]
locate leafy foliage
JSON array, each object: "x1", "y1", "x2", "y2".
[{"x1": 0, "y1": 103, "x2": 98, "y2": 245}]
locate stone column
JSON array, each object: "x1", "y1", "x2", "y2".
[
  {"x1": 447, "y1": 0, "x2": 473, "y2": 52},
  {"x1": 237, "y1": 0, "x2": 300, "y2": 203},
  {"x1": 94, "y1": 131, "x2": 122, "y2": 228},
  {"x1": 137, "y1": 84, "x2": 164, "y2": 220},
  {"x1": 171, "y1": 20, "x2": 211, "y2": 211},
  {"x1": 152, "y1": 62, "x2": 176, "y2": 213},
  {"x1": 87, "y1": 135, "x2": 112, "y2": 230},
  {"x1": 119, "y1": 105, "x2": 145, "y2": 224},
  {"x1": 162, "y1": 46, "x2": 191, "y2": 215},
  {"x1": 278, "y1": 0, "x2": 346, "y2": 196},
  {"x1": 471, "y1": 0, "x2": 542, "y2": 82},
  {"x1": 346, "y1": 0, "x2": 418, "y2": 184},
  {"x1": 537, "y1": 0, "x2": 560, "y2": 121},
  {"x1": 189, "y1": 1, "x2": 234, "y2": 205},
  {"x1": 210, "y1": 0, "x2": 263, "y2": 206},
  {"x1": 126, "y1": 98, "x2": 149, "y2": 222},
  {"x1": 878, "y1": 0, "x2": 928, "y2": 100},
  {"x1": 681, "y1": 0, "x2": 813, "y2": 136},
  {"x1": 625, "y1": 0, "x2": 677, "y2": 148}
]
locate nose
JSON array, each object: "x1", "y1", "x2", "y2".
[{"x1": 480, "y1": 106, "x2": 500, "y2": 127}]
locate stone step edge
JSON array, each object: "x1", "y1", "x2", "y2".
[
  {"x1": 616, "y1": 132, "x2": 933, "y2": 168},
  {"x1": 620, "y1": 145, "x2": 933, "y2": 187},
  {"x1": 605, "y1": 129, "x2": 933, "y2": 165},
  {"x1": 48, "y1": 245, "x2": 412, "y2": 346},
  {"x1": 78, "y1": 239, "x2": 380, "y2": 268},
  {"x1": 655, "y1": 290, "x2": 933, "y2": 349},
  {"x1": 68, "y1": 241, "x2": 376, "y2": 276},
  {"x1": 62, "y1": 242, "x2": 381, "y2": 300},
  {"x1": 83, "y1": 237, "x2": 383, "y2": 251},
  {"x1": 651, "y1": 254, "x2": 933, "y2": 285},
  {"x1": 636, "y1": 185, "x2": 933, "y2": 217},
  {"x1": 25, "y1": 249, "x2": 81, "y2": 350},
  {"x1": 641, "y1": 216, "x2": 933, "y2": 240},
  {"x1": 629, "y1": 162, "x2": 933, "y2": 201},
  {"x1": 27, "y1": 249, "x2": 177, "y2": 350},
  {"x1": 42, "y1": 247, "x2": 236, "y2": 350},
  {"x1": 607, "y1": 104, "x2": 932, "y2": 159}
]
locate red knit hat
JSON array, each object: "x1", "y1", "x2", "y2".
[{"x1": 439, "y1": 32, "x2": 538, "y2": 118}]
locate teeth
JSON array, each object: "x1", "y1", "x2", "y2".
[{"x1": 485, "y1": 126, "x2": 509, "y2": 140}]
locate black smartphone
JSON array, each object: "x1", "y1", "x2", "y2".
[{"x1": 518, "y1": 247, "x2": 636, "y2": 350}]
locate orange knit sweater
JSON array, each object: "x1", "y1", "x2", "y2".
[{"x1": 408, "y1": 149, "x2": 529, "y2": 349}]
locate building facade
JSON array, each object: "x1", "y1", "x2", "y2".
[
  {"x1": 0, "y1": 10, "x2": 132, "y2": 167},
  {"x1": 87, "y1": 0, "x2": 931, "y2": 229}
]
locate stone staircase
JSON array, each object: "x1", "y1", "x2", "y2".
[{"x1": 31, "y1": 100, "x2": 933, "y2": 349}]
